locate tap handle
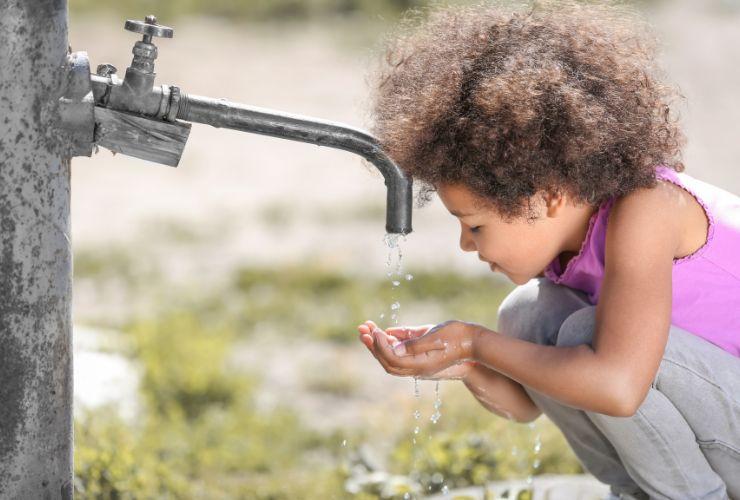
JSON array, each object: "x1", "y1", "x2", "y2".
[{"x1": 124, "y1": 15, "x2": 173, "y2": 41}]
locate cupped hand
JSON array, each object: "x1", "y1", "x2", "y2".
[{"x1": 357, "y1": 320, "x2": 476, "y2": 380}]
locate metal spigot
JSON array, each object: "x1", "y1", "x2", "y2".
[
  {"x1": 125, "y1": 15, "x2": 174, "y2": 44},
  {"x1": 119, "y1": 15, "x2": 173, "y2": 101}
]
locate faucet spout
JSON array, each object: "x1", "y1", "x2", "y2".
[{"x1": 176, "y1": 93, "x2": 413, "y2": 234}]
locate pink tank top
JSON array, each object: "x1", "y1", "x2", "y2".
[{"x1": 544, "y1": 166, "x2": 740, "y2": 357}]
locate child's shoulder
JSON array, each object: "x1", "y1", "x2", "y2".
[{"x1": 609, "y1": 177, "x2": 709, "y2": 261}]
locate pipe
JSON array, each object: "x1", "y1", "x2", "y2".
[
  {"x1": 177, "y1": 94, "x2": 412, "y2": 234},
  {"x1": 89, "y1": 75, "x2": 413, "y2": 234},
  {"x1": 0, "y1": 0, "x2": 74, "y2": 498}
]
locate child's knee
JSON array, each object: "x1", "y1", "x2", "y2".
[
  {"x1": 498, "y1": 278, "x2": 589, "y2": 345},
  {"x1": 556, "y1": 306, "x2": 597, "y2": 348},
  {"x1": 497, "y1": 278, "x2": 545, "y2": 342}
]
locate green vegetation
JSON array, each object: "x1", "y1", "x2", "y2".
[
  {"x1": 75, "y1": 307, "x2": 347, "y2": 498},
  {"x1": 390, "y1": 389, "x2": 582, "y2": 494},
  {"x1": 231, "y1": 267, "x2": 512, "y2": 344},
  {"x1": 74, "y1": 258, "x2": 582, "y2": 498},
  {"x1": 69, "y1": 0, "x2": 661, "y2": 23},
  {"x1": 69, "y1": 0, "x2": 435, "y2": 21}
]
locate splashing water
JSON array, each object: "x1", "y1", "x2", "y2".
[
  {"x1": 411, "y1": 378, "x2": 421, "y2": 446},
  {"x1": 430, "y1": 382, "x2": 442, "y2": 424},
  {"x1": 382, "y1": 233, "x2": 407, "y2": 326},
  {"x1": 384, "y1": 234, "x2": 454, "y2": 498},
  {"x1": 525, "y1": 421, "x2": 542, "y2": 488}
]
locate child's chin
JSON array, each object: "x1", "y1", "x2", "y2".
[{"x1": 499, "y1": 271, "x2": 530, "y2": 286}]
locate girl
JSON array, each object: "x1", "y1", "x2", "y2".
[{"x1": 357, "y1": 2, "x2": 740, "y2": 498}]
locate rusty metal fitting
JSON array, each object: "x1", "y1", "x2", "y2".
[{"x1": 96, "y1": 63, "x2": 117, "y2": 77}]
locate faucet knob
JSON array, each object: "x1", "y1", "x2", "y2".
[{"x1": 124, "y1": 15, "x2": 174, "y2": 42}]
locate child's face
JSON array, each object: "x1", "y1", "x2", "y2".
[{"x1": 437, "y1": 183, "x2": 576, "y2": 285}]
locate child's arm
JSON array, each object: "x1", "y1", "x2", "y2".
[
  {"x1": 378, "y1": 184, "x2": 683, "y2": 417},
  {"x1": 469, "y1": 185, "x2": 679, "y2": 417},
  {"x1": 462, "y1": 362, "x2": 542, "y2": 422}
]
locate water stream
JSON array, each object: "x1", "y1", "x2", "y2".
[
  {"x1": 379, "y1": 234, "x2": 545, "y2": 498},
  {"x1": 526, "y1": 421, "x2": 542, "y2": 489},
  {"x1": 384, "y1": 233, "x2": 455, "y2": 498}
]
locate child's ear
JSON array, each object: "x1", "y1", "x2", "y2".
[{"x1": 542, "y1": 190, "x2": 567, "y2": 218}]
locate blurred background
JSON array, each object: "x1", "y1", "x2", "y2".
[{"x1": 68, "y1": 0, "x2": 740, "y2": 498}]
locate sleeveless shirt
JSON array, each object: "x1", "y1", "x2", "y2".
[{"x1": 543, "y1": 166, "x2": 740, "y2": 357}]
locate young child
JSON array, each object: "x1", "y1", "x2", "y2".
[{"x1": 356, "y1": 2, "x2": 740, "y2": 498}]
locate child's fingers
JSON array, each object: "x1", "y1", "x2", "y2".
[
  {"x1": 359, "y1": 332, "x2": 372, "y2": 348},
  {"x1": 364, "y1": 320, "x2": 380, "y2": 332},
  {"x1": 394, "y1": 334, "x2": 448, "y2": 357},
  {"x1": 359, "y1": 321, "x2": 401, "y2": 346},
  {"x1": 371, "y1": 330, "x2": 415, "y2": 377},
  {"x1": 385, "y1": 324, "x2": 435, "y2": 340}
]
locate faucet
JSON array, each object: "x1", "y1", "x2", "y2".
[{"x1": 65, "y1": 15, "x2": 412, "y2": 234}]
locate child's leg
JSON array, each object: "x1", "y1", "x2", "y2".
[
  {"x1": 554, "y1": 307, "x2": 731, "y2": 499},
  {"x1": 498, "y1": 279, "x2": 647, "y2": 497},
  {"x1": 651, "y1": 326, "x2": 740, "y2": 498}
]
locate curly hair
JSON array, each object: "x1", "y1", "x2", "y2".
[{"x1": 367, "y1": 0, "x2": 685, "y2": 219}]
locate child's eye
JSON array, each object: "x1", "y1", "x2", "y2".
[{"x1": 470, "y1": 226, "x2": 482, "y2": 233}]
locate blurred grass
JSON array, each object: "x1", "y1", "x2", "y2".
[
  {"x1": 391, "y1": 387, "x2": 582, "y2": 494},
  {"x1": 231, "y1": 266, "x2": 511, "y2": 343},
  {"x1": 69, "y1": 0, "x2": 664, "y2": 23},
  {"x1": 69, "y1": 0, "x2": 434, "y2": 21}
]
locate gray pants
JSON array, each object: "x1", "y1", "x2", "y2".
[{"x1": 497, "y1": 278, "x2": 740, "y2": 500}]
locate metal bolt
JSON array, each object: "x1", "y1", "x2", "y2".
[
  {"x1": 145, "y1": 15, "x2": 157, "y2": 25},
  {"x1": 96, "y1": 63, "x2": 117, "y2": 77}
]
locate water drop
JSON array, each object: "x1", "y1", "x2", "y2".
[
  {"x1": 392, "y1": 280, "x2": 400, "y2": 287},
  {"x1": 403, "y1": 493, "x2": 411, "y2": 500},
  {"x1": 413, "y1": 426, "x2": 420, "y2": 435},
  {"x1": 341, "y1": 439, "x2": 347, "y2": 447},
  {"x1": 413, "y1": 378, "x2": 420, "y2": 398},
  {"x1": 441, "y1": 485, "x2": 449, "y2": 495},
  {"x1": 430, "y1": 381, "x2": 442, "y2": 424},
  {"x1": 413, "y1": 410, "x2": 421, "y2": 420},
  {"x1": 391, "y1": 301, "x2": 400, "y2": 310},
  {"x1": 405, "y1": 273, "x2": 414, "y2": 281},
  {"x1": 379, "y1": 313, "x2": 385, "y2": 319}
]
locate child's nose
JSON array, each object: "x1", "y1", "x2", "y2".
[{"x1": 459, "y1": 229, "x2": 476, "y2": 252}]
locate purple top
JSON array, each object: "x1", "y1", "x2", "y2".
[{"x1": 544, "y1": 166, "x2": 740, "y2": 357}]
